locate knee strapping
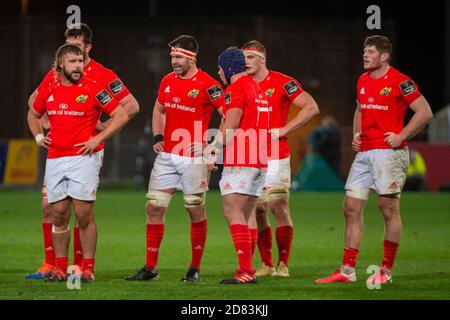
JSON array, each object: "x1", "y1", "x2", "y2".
[
  {"x1": 183, "y1": 193, "x2": 205, "y2": 208},
  {"x1": 146, "y1": 190, "x2": 173, "y2": 208},
  {"x1": 267, "y1": 187, "x2": 289, "y2": 201},
  {"x1": 258, "y1": 189, "x2": 269, "y2": 203},
  {"x1": 52, "y1": 224, "x2": 70, "y2": 233}
]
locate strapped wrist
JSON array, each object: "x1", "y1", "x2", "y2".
[
  {"x1": 35, "y1": 133, "x2": 44, "y2": 144},
  {"x1": 153, "y1": 134, "x2": 164, "y2": 145}
]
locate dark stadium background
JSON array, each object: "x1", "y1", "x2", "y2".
[{"x1": 1, "y1": 0, "x2": 448, "y2": 188}]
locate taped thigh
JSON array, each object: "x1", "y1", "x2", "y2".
[
  {"x1": 267, "y1": 187, "x2": 290, "y2": 201},
  {"x1": 346, "y1": 188, "x2": 371, "y2": 201},
  {"x1": 146, "y1": 190, "x2": 173, "y2": 208}
]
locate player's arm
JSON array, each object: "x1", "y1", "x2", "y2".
[
  {"x1": 217, "y1": 108, "x2": 242, "y2": 146},
  {"x1": 97, "y1": 94, "x2": 140, "y2": 131},
  {"x1": 384, "y1": 96, "x2": 433, "y2": 148},
  {"x1": 203, "y1": 108, "x2": 241, "y2": 171},
  {"x1": 76, "y1": 106, "x2": 129, "y2": 155},
  {"x1": 29, "y1": 89, "x2": 50, "y2": 130},
  {"x1": 352, "y1": 103, "x2": 362, "y2": 152},
  {"x1": 27, "y1": 107, "x2": 51, "y2": 149},
  {"x1": 152, "y1": 100, "x2": 166, "y2": 153},
  {"x1": 119, "y1": 93, "x2": 140, "y2": 118},
  {"x1": 272, "y1": 91, "x2": 319, "y2": 140}
]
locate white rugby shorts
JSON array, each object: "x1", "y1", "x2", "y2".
[
  {"x1": 219, "y1": 166, "x2": 266, "y2": 197},
  {"x1": 148, "y1": 152, "x2": 209, "y2": 195},
  {"x1": 264, "y1": 156, "x2": 291, "y2": 189},
  {"x1": 44, "y1": 150, "x2": 104, "y2": 203},
  {"x1": 345, "y1": 148, "x2": 409, "y2": 196}
]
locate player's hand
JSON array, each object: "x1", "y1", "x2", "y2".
[
  {"x1": 352, "y1": 133, "x2": 362, "y2": 152},
  {"x1": 153, "y1": 141, "x2": 164, "y2": 154},
  {"x1": 384, "y1": 132, "x2": 403, "y2": 149},
  {"x1": 202, "y1": 144, "x2": 218, "y2": 171},
  {"x1": 37, "y1": 133, "x2": 52, "y2": 149},
  {"x1": 188, "y1": 142, "x2": 207, "y2": 157},
  {"x1": 75, "y1": 137, "x2": 101, "y2": 155},
  {"x1": 269, "y1": 127, "x2": 288, "y2": 141},
  {"x1": 207, "y1": 162, "x2": 218, "y2": 172}
]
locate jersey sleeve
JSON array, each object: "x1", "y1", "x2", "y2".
[
  {"x1": 397, "y1": 74, "x2": 422, "y2": 105},
  {"x1": 37, "y1": 69, "x2": 56, "y2": 94},
  {"x1": 33, "y1": 84, "x2": 51, "y2": 115},
  {"x1": 205, "y1": 78, "x2": 225, "y2": 111},
  {"x1": 281, "y1": 76, "x2": 304, "y2": 102},
  {"x1": 224, "y1": 86, "x2": 245, "y2": 112},
  {"x1": 92, "y1": 84, "x2": 120, "y2": 116},
  {"x1": 101, "y1": 68, "x2": 130, "y2": 101},
  {"x1": 157, "y1": 76, "x2": 168, "y2": 106},
  {"x1": 356, "y1": 75, "x2": 363, "y2": 104}
]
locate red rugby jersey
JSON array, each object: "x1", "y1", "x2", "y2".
[
  {"x1": 33, "y1": 76, "x2": 120, "y2": 159},
  {"x1": 258, "y1": 71, "x2": 303, "y2": 160},
  {"x1": 37, "y1": 58, "x2": 130, "y2": 151},
  {"x1": 222, "y1": 75, "x2": 270, "y2": 168},
  {"x1": 157, "y1": 69, "x2": 224, "y2": 156},
  {"x1": 356, "y1": 66, "x2": 422, "y2": 151}
]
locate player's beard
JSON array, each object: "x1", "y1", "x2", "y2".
[
  {"x1": 172, "y1": 61, "x2": 190, "y2": 77},
  {"x1": 63, "y1": 67, "x2": 83, "y2": 83}
]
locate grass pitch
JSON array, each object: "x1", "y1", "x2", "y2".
[{"x1": 0, "y1": 190, "x2": 449, "y2": 300}]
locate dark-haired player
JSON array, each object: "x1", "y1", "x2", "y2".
[
  {"x1": 316, "y1": 35, "x2": 433, "y2": 284},
  {"x1": 125, "y1": 35, "x2": 224, "y2": 282}
]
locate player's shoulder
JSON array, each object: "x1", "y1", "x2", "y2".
[
  {"x1": 80, "y1": 76, "x2": 105, "y2": 93},
  {"x1": 269, "y1": 70, "x2": 296, "y2": 83},
  {"x1": 196, "y1": 69, "x2": 219, "y2": 83},
  {"x1": 45, "y1": 68, "x2": 55, "y2": 78},
  {"x1": 81, "y1": 76, "x2": 115, "y2": 105},
  {"x1": 358, "y1": 71, "x2": 371, "y2": 82},
  {"x1": 388, "y1": 66, "x2": 414, "y2": 83},
  {"x1": 160, "y1": 71, "x2": 177, "y2": 83},
  {"x1": 87, "y1": 58, "x2": 117, "y2": 77}
]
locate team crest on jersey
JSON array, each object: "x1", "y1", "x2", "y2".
[
  {"x1": 188, "y1": 89, "x2": 200, "y2": 98},
  {"x1": 265, "y1": 88, "x2": 275, "y2": 97},
  {"x1": 380, "y1": 87, "x2": 392, "y2": 96},
  {"x1": 76, "y1": 94, "x2": 88, "y2": 103}
]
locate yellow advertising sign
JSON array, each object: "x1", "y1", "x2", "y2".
[{"x1": 3, "y1": 139, "x2": 39, "y2": 185}]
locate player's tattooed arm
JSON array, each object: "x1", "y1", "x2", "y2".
[
  {"x1": 384, "y1": 96, "x2": 433, "y2": 148},
  {"x1": 270, "y1": 91, "x2": 319, "y2": 140}
]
